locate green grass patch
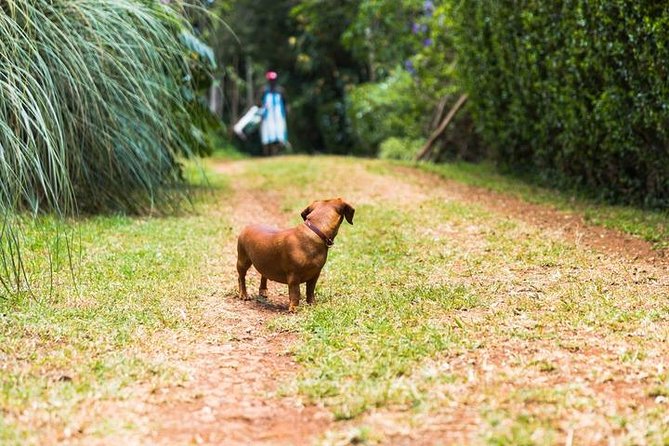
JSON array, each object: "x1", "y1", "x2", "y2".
[
  {"x1": 5, "y1": 154, "x2": 666, "y2": 443},
  {"x1": 280, "y1": 204, "x2": 476, "y2": 419},
  {"x1": 0, "y1": 162, "x2": 233, "y2": 444},
  {"x1": 484, "y1": 408, "x2": 558, "y2": 446},
  {"x1": 207, "y1": 131, "x2": 247, "y2": 161}
]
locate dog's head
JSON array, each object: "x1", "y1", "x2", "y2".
[{"x1": 301, "y1": 198, "x2": 355, "y2": 225}]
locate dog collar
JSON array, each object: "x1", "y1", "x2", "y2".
[{"x1": 305, "y1": 220, "x2": 334, "y2": 248}]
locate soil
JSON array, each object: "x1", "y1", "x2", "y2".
[
  {"x1": 389, "y1": 165, "x2": 668, "y2": 269},
  {"x1": 75, "y1": 157, "x2": 667, "y2": 446}
]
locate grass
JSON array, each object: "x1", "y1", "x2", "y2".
[
  {"x1": 0, "y1": 163, "x2": 232, "y2": 444},
  {"x1": 2, "y1": 154, "x2": 668, "y2": 445},
  {"x1": 0, "y1": 0, "x2": 196, "y2": 214},
  {"x1": 208, "y1": 130, "x2": 249, "y2": 161},
  {"x1": 236, "y1": 156, "x2": 669, "y2": 444},
  {"x1": 412, "y1": 161, "x2": 669, "y2": 249}
]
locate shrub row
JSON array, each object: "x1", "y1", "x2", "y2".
[{"x1": 453, "y1": 0, "x2": 669, "y2": 206}]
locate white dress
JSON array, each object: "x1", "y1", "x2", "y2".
[{"x1": 260, "y1": 87, "x2": 287, "y2": 145}]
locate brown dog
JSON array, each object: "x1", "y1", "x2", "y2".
[{"x1": 236, "y1": 198, "x2": 354, "y2": 312}]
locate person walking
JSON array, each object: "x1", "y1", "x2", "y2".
[{"x1": 259, "y1": 71, "x2": 288, "y2": 156}]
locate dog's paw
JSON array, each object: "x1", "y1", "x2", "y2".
[
  {"x1": 239, "y1": 293, "x2": 253, "y2": 301},
  {"x1": 258, "y1": 289, "x2": 268, "y2": 298},
  {"x1": 288, "y1": 304, "x2": 298, "y2": 313}
]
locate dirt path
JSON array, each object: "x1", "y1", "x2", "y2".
[
  {"x1": 133, "y1": 161, "x2": 335, "y2": 446},
  {"x1": 88, "y1": 157, "x2": 666, "y2": 445},
  {"x1": 392, "y1": 165, "x2": 668, "y2": 269}
]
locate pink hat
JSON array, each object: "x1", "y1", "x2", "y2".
[{"x1": 265, "y1": 71, "x2": 278, "y2": 80}]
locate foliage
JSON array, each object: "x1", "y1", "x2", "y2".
[
  {"x1": 341, "y1": 0, "x2": 424, "y2": 80},
  {"x1": 453, "y1": 0, "x2": 669, "y2": 206},
  {"x1": 0, "y1": 0, "x2": 200, "y2": 214},
  {"x1": 289, "y1": 1, "x2": 364, "y2": 152},
  {"x1": 205, "y1": 1, "x2": 444, "y2": 154},
  {"x1": 347, "y1": 70, "x2": 428, "y2": 155},
  {"x1": 208, "y1": 0, "x2": 298, "y2": 72},
  {"x1": 0, "y1": 0, "x2": 204, "y2": 292},
  {"x1": 378, "y1": 137, "x2": 425, "y2": 161},
  {"x1": 207, "y1": 0, "x2": 417, "y2": 153},
  {"x1": 343, "y1": 1, "x2": 472, "y2": 156},
  {"x1": 179, "y1": 29, "x2": 217, "y2": 69},
  {"x1": 201, "y1": 0, "x2": 331, "y2": 151},
  {"x1": 395, "y1": 1, "x2": 484, "y2": 162},
  {"x1": 172, "y1": 5, "x2": 221, "y2": 157},
  {"x1": 207, "y1": 0, "x2": 667, "y2": 206},
  {"x1": 409, "y1": 2, "x2": 458, "y2": 100}
]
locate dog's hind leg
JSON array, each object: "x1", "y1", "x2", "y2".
[
  {"x1": 259, "y1": 276, "x2": 268, "y2": 298},
  {"x1": 236, "y1": 242, "x2": 253, "y2": 301},
  {"x1": 237, "y1": 261, "x2": 252, "y2": 300}
]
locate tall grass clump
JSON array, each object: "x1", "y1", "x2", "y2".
[{"x1": 0, "y1": 0, "x2": 203, "y2": 293}]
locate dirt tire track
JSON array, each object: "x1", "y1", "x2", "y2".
[
  {"x1": 393, "y1": 165, "x2": 668, "y2": 270},
  {"x1": 103, "y1": 160, "x2": 333, "y2": 446}
]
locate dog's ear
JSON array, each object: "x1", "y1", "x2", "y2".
[
  {"x1": 342, "y1": 203, "x2": 355, "y2": 225},
  {"x1": 300, "y1": 203, "x2": 313, "y2": 221}
]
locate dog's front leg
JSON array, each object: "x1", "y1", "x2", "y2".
[
  {"x1": 288, "y1": 281, "x2": 301, "y2": 312},
  {"x1": 306, "y1": 272, "x2": 320, "y2": 305},
  {"x1": 259, "y1": 276, "x2": 268, "y2": 298}
]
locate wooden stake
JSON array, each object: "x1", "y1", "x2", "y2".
[{"x1": 429, "y1": 96, "x2": 449, "y2": 132}]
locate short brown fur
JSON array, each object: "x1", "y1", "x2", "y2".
[{"x1": 236, "y1": 198, "x2": 354, "y2": 312}]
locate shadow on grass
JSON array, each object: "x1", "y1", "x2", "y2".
[{"x1": 251, "y1": 295, "x2": 289, "y2": 313}]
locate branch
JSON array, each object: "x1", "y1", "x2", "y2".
[{"x1": 415, "y1": 94, "x2": 468, "y2": 161}]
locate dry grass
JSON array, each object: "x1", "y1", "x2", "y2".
[{"x1": 2, "y1": 155, "x2": 667, "y2": 445}]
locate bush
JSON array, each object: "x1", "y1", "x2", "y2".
[
  {"x1": 379, "y1": 137, "x2": 425, "y2": 161},
  {"x1": 0, "y1": 0, "x2": 204, "y2": 293},
  {"x1": 453, "y1": 0, "x2": 669, "y2": 206},
  {"x1": 347, "y1": 70, "x2": 428, "y2": 155},
  {"x1": 0, "y1": 0, "x2": 197, "y2": 216}
]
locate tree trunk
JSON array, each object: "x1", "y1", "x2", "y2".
[
  {"x1": 429, "y1": 96, "x2": 449, "y2": 132},
  {"x1": 415, "y1": 94, "x2": 468, "y2": 161},
  {"x1": 231, "y1": 57, "x2": 240, "y2": 125},
  {"x1": 209, "y1": 78, "x2": 223, "y2": 118},
  {"x1": 245, "y1": 56, "x2": 254, "y2": 109},
  {"x1": 366, "y1": 26, "x2": 376, "y2": 82}
]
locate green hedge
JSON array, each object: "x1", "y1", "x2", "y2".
[{"x1": 453, "y1": 1, "x2": 669, "y2": 206}]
